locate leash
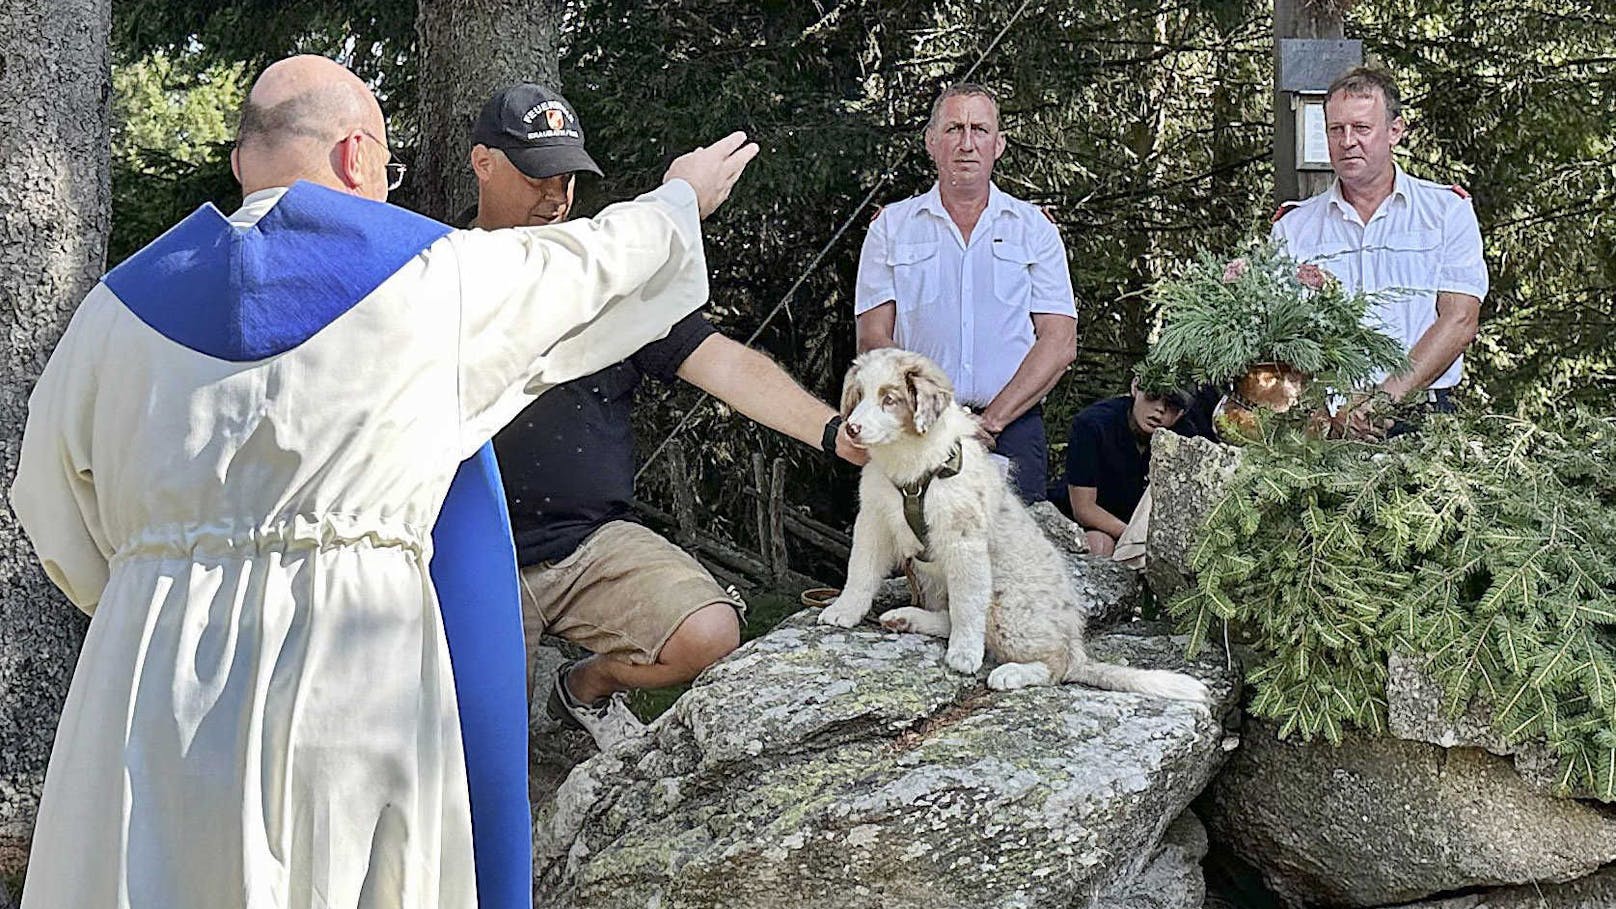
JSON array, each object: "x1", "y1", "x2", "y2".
[{"x1": 897, "y1": 441, "x2": 964, "y2": 552}]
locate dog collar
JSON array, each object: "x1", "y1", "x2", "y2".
[{"x1": 897, "y1": 441, "x2": 963, "y2": 550}]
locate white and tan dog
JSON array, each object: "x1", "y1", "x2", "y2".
[{"x1": 818, "y1": 348, "x2": 1209, "y2": 702}]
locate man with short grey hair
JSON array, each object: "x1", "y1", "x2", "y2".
[
  {"x1": 1272, "y1": 65, "x2": 1488, "y2": 433},
  {"x1": 854, "y1": 83, "x2": 1077, "y2": 503}
]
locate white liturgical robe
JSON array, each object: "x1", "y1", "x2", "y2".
[{"x1": 10, "y1": 178, "x2": 709, "y2": 908}]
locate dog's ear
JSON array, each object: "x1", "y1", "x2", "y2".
[
  {"x1": 902, "y1": 356, "x2": 954, "y2": 433},
  {"x1": 840, "y1": 361, "x2": 864, "y2": 419}
]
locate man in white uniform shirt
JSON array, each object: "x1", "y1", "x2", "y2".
[
  {"x1": 1271, "y1": 66, "x2": 1488, "y2": 432},
  {"x1": 854, "y1": 83, "x2": 1077, "y2": 502}
]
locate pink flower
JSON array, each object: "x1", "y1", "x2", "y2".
[
  {"x1": 1297, "y1": 263, "x2": 1329, "y2": 290},
  {"x1": 1222, "y1": 258, "x2": 1249, "y2": 283}
]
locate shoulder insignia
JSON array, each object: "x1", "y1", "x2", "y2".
[
  {"x1": 1271, "y1": 201, "x2": 1301, "y2": 224},
  {"x1": 868, "y1": 204, "x2": 885, "y2": 224},
  {"x1": 1449, "y1": 184, "x2": 1471, "y2": 200},
  {"x1": 1040, "y1": 205, "x2": 1058, "y2": 224}
]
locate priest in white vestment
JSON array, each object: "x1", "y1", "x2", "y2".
[{"x1": 8, "y1": 55, "x2": 757, "y2": 909}]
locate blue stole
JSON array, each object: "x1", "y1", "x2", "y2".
[{"x1": 105, "y1": 181, "x2": 532, "y2": 909}]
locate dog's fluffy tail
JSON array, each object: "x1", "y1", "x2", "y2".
[{"x1": 1062, "y1": 638, "x2": 1209, "y2": 704}]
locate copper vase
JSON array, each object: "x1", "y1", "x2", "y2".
[{"x1": 1235, "y1": 362, "x2": 1310, "y2": 413}]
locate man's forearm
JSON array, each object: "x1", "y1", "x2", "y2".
[
  {"x1": 981, "y1": 332, "x2": 1074, "y2": 431},
  {"x1": 679, "y1": 337, "x2": 831, "y2": 448},
  {"x1": 855, "y1": 304, "x2": 898, "y2": 354},
  {"x1": 1381, "y1": 294, "x2": 1480, "y2": 398},
  {"x1": 1070, "y1": 492, "x2": 1128, "y2": 538}
]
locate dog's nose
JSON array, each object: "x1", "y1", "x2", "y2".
[{"x1": 845, "y1": 421, "x2": 862, "y2": 439}]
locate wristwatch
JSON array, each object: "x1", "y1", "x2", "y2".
[{"x1": 821, "y1": 415, "x2": 844, "y2": 456}]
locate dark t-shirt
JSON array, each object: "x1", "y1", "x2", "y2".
[
  {"x1": 493, "y1": 311, "x2": 717, "y2": 565},
  {"x1": 1064, "y1": 395, "x2": 1203, "y2": 524}
]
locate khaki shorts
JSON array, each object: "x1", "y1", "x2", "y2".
[{"x1": 519, "y1": 521, "x2": 742, "y2": 665}]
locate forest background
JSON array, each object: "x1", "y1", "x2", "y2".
[{"x1": 110, "y1": 0, "x2": 1616, "y2": 575}]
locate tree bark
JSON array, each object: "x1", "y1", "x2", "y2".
[
  {"x1": 1273, "y1": 0, "x2": 1348, "y2": 202},
  {"x1": 414, "y1": 0, "x2": 565, "y2": 223},
  {"x1": 0, "y1": 0, "x2": 109, "y2": 875}
]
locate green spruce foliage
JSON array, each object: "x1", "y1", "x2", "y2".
[
  {"x1": 1142, "y1": 240, "x2": 1408, "y2": 392},
  {"x1": 1170, "y1": 408, "x2": 1616, "y2": 799}
]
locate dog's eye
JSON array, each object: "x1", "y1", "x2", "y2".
[{"x1": 882, "y1": 393, "x2": 897, "y2": 407}]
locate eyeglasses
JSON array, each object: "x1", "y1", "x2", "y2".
[{"x1": 359, "y1": 129, "x2": 408, "y2": 191}]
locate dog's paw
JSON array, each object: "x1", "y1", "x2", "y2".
[
  {"x1": 944, "y1": 639, "x2": 984, "y2": 675},
  {"x1": 817, "y1": 598, "x2": 869, "y2": 628},
  {"x1": 987, "y1": 662, "x2": 1054, "y2": 691},
  {"x1": 878, "y1": 607, "x2": 947, "y2": 637},
  {"x1": 878, "y1": 607, "x2": 921, "y2": 633}
]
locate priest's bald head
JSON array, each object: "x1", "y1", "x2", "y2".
[{"x1": 231, "y1": 55, "x2": 396, "y2": 201}]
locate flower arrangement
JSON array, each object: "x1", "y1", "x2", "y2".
[{"x1": 1140, "y1": 239, "x2": 1408, "y2": 398}]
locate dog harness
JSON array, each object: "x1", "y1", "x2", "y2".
[{"x1": 897, "y1": 441, "x2": 964, "y2": 552}]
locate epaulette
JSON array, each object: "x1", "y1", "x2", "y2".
[
  {"x1": 1040, "y1": 205, "x2": 1058, "y2": 224},
  {"x1": 868, "y1": 204, "x2": 885, "y2": 224},
  {"x1": 1449, "y1": 184, "x2": 1471, "y2": 200},
  {"x1": 1271, "y1": 201, "x2": 1301, "y2": 224}
]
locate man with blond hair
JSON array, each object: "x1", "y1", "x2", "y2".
[{"x1": 1272, "y1": 66, "x2": 1488, "y2": 432}]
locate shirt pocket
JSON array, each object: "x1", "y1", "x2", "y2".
[
  {"x1": 991, "y1": 240, "x2": 1036, "y2": 309},
  {"x1": 1382, "y1": 228, "x2": 1442, "y2": 296},
  {"x1": 888, "y1": 241, "x2": 941, "y2": 312}
]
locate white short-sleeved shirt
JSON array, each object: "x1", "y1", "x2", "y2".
[
  {"x1": 855, "y1": 182, "x2": 1076, "y2": 406},
  {"x1": 1270, "y1": 167, "x2": 1488, "y2": 389}
]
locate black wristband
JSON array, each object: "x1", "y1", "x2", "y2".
[{"x1": 821, "y1": 415, "x2": 843, "y2": 456}]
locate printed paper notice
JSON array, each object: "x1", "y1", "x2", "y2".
[{"x1": 1302, "y1": 100, "x2": 1329, "y2": 166}]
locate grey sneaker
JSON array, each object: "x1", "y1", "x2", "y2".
[{"x1": 547, "y1": 662, "x2": 648, "y2": 751}]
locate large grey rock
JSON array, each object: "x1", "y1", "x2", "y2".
[
  {"x1": 1387, "y1": 654, "x2": 1599, "y2": 801},
  {"x1": 1384, "y1": 863, "x2": 1616, "y2": 908},
  {"x1": 534, "y1": 612, "x2": 1239, "y2": 909},
  {"x1": 1028, "y1": 500, "x2": 1089, "y2": 555},
  {"x1": 1145, "y1": 431, "x2": 1241, "y2": 600},
  {"x1": 1204, "y1": 718, "x2": 1616, "y2": 908},
  {"x1": 1095, "y1": 810, "x2": 1208, "y2": 909}
]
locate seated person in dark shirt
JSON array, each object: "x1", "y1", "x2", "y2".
[
  {"x1": 469, "y1": 84, "x2": 866, "y2": 750},
  {"x1": 1064, "y1": 376, "x2": 1197, "y2": 556}
]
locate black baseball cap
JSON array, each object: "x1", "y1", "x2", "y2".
[{"x1": 472, "y1": 84, "x2": 602, "y2": 180}]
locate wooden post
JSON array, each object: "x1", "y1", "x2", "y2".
[
  {"x1": 1273, "y1": 0, "x2": 1355, "y2": 204},
  {"x1": 767, "y1": 459, "x2": 789, "y2": 584},
  {"x1": 667, "y1": 442, "x2": 696, "y2": 546},
  {"x1": 751, "y1": 453, "x2": 773, "y2": 577}
]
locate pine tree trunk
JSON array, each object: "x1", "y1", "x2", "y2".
[
  {"x1": 414, "y1": 0, "x2": 565, "y2": 222},
  {"x1": 0, "y1": 0, "x2": 110, "y2": 877}
]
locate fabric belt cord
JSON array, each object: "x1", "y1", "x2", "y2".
[
  {"x1": 431, "y1": 443, "x2": 532, "y2": 909},
  {"x1": 899, "y1": 442, "x2": 964, "y2": 551}
]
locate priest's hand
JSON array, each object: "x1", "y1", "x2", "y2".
[{"x1": 664, "y1": 132, "x2": 761, "y2": 219}]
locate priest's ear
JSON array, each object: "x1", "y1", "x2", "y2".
[
  {"x1": 230, "y1": 146, "x2": 241, "y2": 184},
  {"x1": 335, "y1": 130, "x2": 370, "y2": 195}
]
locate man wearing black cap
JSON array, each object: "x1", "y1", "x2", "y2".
[
  {"x1": 1062, "y1": 376, "x2": 1201, "y2": 557},
  {"x1": 469, "y1": 84, "x2": 866, "y2": 751},
  {"x1": 466, "y1": 83, "x2": 604, "y2": 229}
]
